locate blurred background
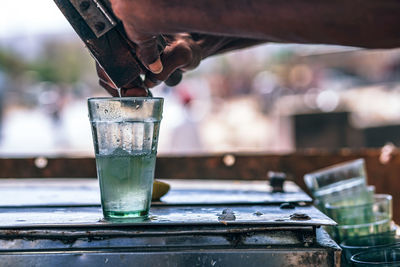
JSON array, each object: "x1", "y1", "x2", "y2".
[{"x1": 1, "y1": 1, "x2": 400, "y2": 156}]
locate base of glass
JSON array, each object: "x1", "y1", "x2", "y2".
[{"x1": 103, "y1": 209, "x2": 149, "y2": 221}]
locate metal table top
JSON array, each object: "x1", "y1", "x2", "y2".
[
  {"x1": 0, "y1": 178, "x2": 340, "y2": 267},
  {"x1": 0, "y1": 179, "x2": 312, "y2": 207},
  {"x1": 0, "y1": 204, "x2": 335, "y2": 228},
  {"x1": 0, "y1": 178, "x2": 332, "y2": 229}
]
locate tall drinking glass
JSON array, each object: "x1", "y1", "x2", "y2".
[{"x1": 88, "y1": 97, "x2": 163, "y2": 220}]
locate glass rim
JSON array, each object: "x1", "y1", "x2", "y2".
[
  {"x1": 304, "y1": 158, "x2": 364, "y2": 177},
  {"x1": 88, "y1": 97, "x2": 164, "y2": 101},
  {"x1": 325, "y1": 194, "x2": 392, "y2": 210},
  {"x1": 337, "y1": 217, "x2": 391, "y2": 229},
  {"x1": 341, "y1": 231, "x2": 399, "y2": 249},
  {"x1": 304, "y1": 158, "x2": 366, "y2": 191},
  {"x1": 351, "y1": 246, "x2": 400, "y2": 265}
]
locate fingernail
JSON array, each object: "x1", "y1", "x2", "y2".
[{"x1": 149, "y1": 58, "x2": 163, "y2": 74}]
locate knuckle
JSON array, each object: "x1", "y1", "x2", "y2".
[
  {"x1": 137, "y1": 44, "x2": 159, "y2": 65},
  {"x1": 151, "y1": 71, "x2": 167, "y2": 82},
  {"x1": 173, "y1": 40, "x2": 201, "y2": 69},
  {"x1": 174, "y1": 41, "x2": 193, "y2": 64}
]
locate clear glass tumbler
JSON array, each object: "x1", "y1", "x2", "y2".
[
  {"x1": 88, "y1": 97, "x2": 163, "y2": 220},
  {"x1": 304, "y1": 159, "x2": 372, "y2": 211},
  {"x1": 351, "y1": 246, "x2": 400, "y2": 266},
  {"x1": 325, "y1": 194, "x2": 393, "y2": 243},
  {"x1": 341, "y1": 231, "x2": 399, "y2": 264},
  {"x1": 304, "y1": 159, "x2": 367, "y2": 197},
  {"x1": 325, "y1": 194, "x2": 392, "y2": 226}
]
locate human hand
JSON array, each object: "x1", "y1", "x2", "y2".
[
  {"x1": 109, "y1": 0, "x2": 168, "y2": 75},
  {"x1": 96, "y1": 62, "x2": 148, "y2": 97},
  {"x1": 143, "y1": 34, "x2": 266, "y2": 88},
  {"x1": 108, "y1": 0, "x2": 264, "y2": 76},
  {"x1": 97, "y1": 32, "x2": 266, "y2": 94},
  {"x1": 95, "y1": 33, "x2": 202, "y2": 95}
]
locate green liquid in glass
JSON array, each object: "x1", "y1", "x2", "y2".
[{"x1": 96, "y1": 151, "x2": 156, "y2": 219}]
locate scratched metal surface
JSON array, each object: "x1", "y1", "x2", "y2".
[
  {"x1": 0, "y1": 178, "x2": 339, "y2": 266},
  {"x1": 0, "y1": 249, "x2": 337, "y2": 267},
  {"x1": 0, "y1": 226, "x2": 315, "y2": 251},
  {"x1": 0, "y1": 204, "x2": 335, "y2": 228},
  {"x1": 0, "y1": 227, "x2": 340, "y2": 267},
  {"x1": 158, "y1": 179, "x2": 312, "y2": 204},
  {"x1": 0, "y1": 179, "x2": 311, "y2": 207}
]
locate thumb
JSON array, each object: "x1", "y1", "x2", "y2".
[
  {"x1": 123, "y1": 24, "x2": 163, "y2": 74},
  {"x1": 136, "y1": 35, "x2": 163, "y2": 74},
  {"x1": 109, "y1": 0, "x2": 163, "y2": 74}
]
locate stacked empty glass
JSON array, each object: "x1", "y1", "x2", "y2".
[
  {"x1": 342, "y1": 232, "x2": 400, "y2": 266},
  {"x1": 304, "y1": 159, "x2": 397, "y2": 266}
]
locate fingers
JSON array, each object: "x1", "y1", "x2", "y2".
[
  {"x1": 96, "y1": 62, "x2": 148, "y2": 97},
  {"x1": 165, "y1": 70, "x2": 183, "y2": 87},
  {"x1": 109, "y1": 0, "x2": 164, "y2": 74},
  {"x1": 98, "y1": 78, "x2": 148, "y2": 97},
  {"x1": 143, "y1": 73, "x2": 162, "y2": 88},
  {"x1": 135, "y1": 35, "x2": 163, "y2": 74},
  {"x1": 120, "y1": 77, "x2": 148, "y2": 97},
  {"x1": 144, "y1": 39, "x2": 199, "y2": 88},
  {"x1": 121, "y1": 87, "x2": 149, "y2": 97},
  {"x1": 122, "y1": 23, "x2": 163, "y2": 74}
]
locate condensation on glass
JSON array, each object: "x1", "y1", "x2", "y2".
[{"x1": 88, "y1": 97, "x2": 163, "y2": 220}]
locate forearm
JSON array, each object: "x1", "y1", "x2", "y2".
[
  {"x1": 190, "y1": 34, "x2": 267, "y2": 59},
  {"x1": 157, "y1": 0, "x2": 400, "y2": 48}
]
